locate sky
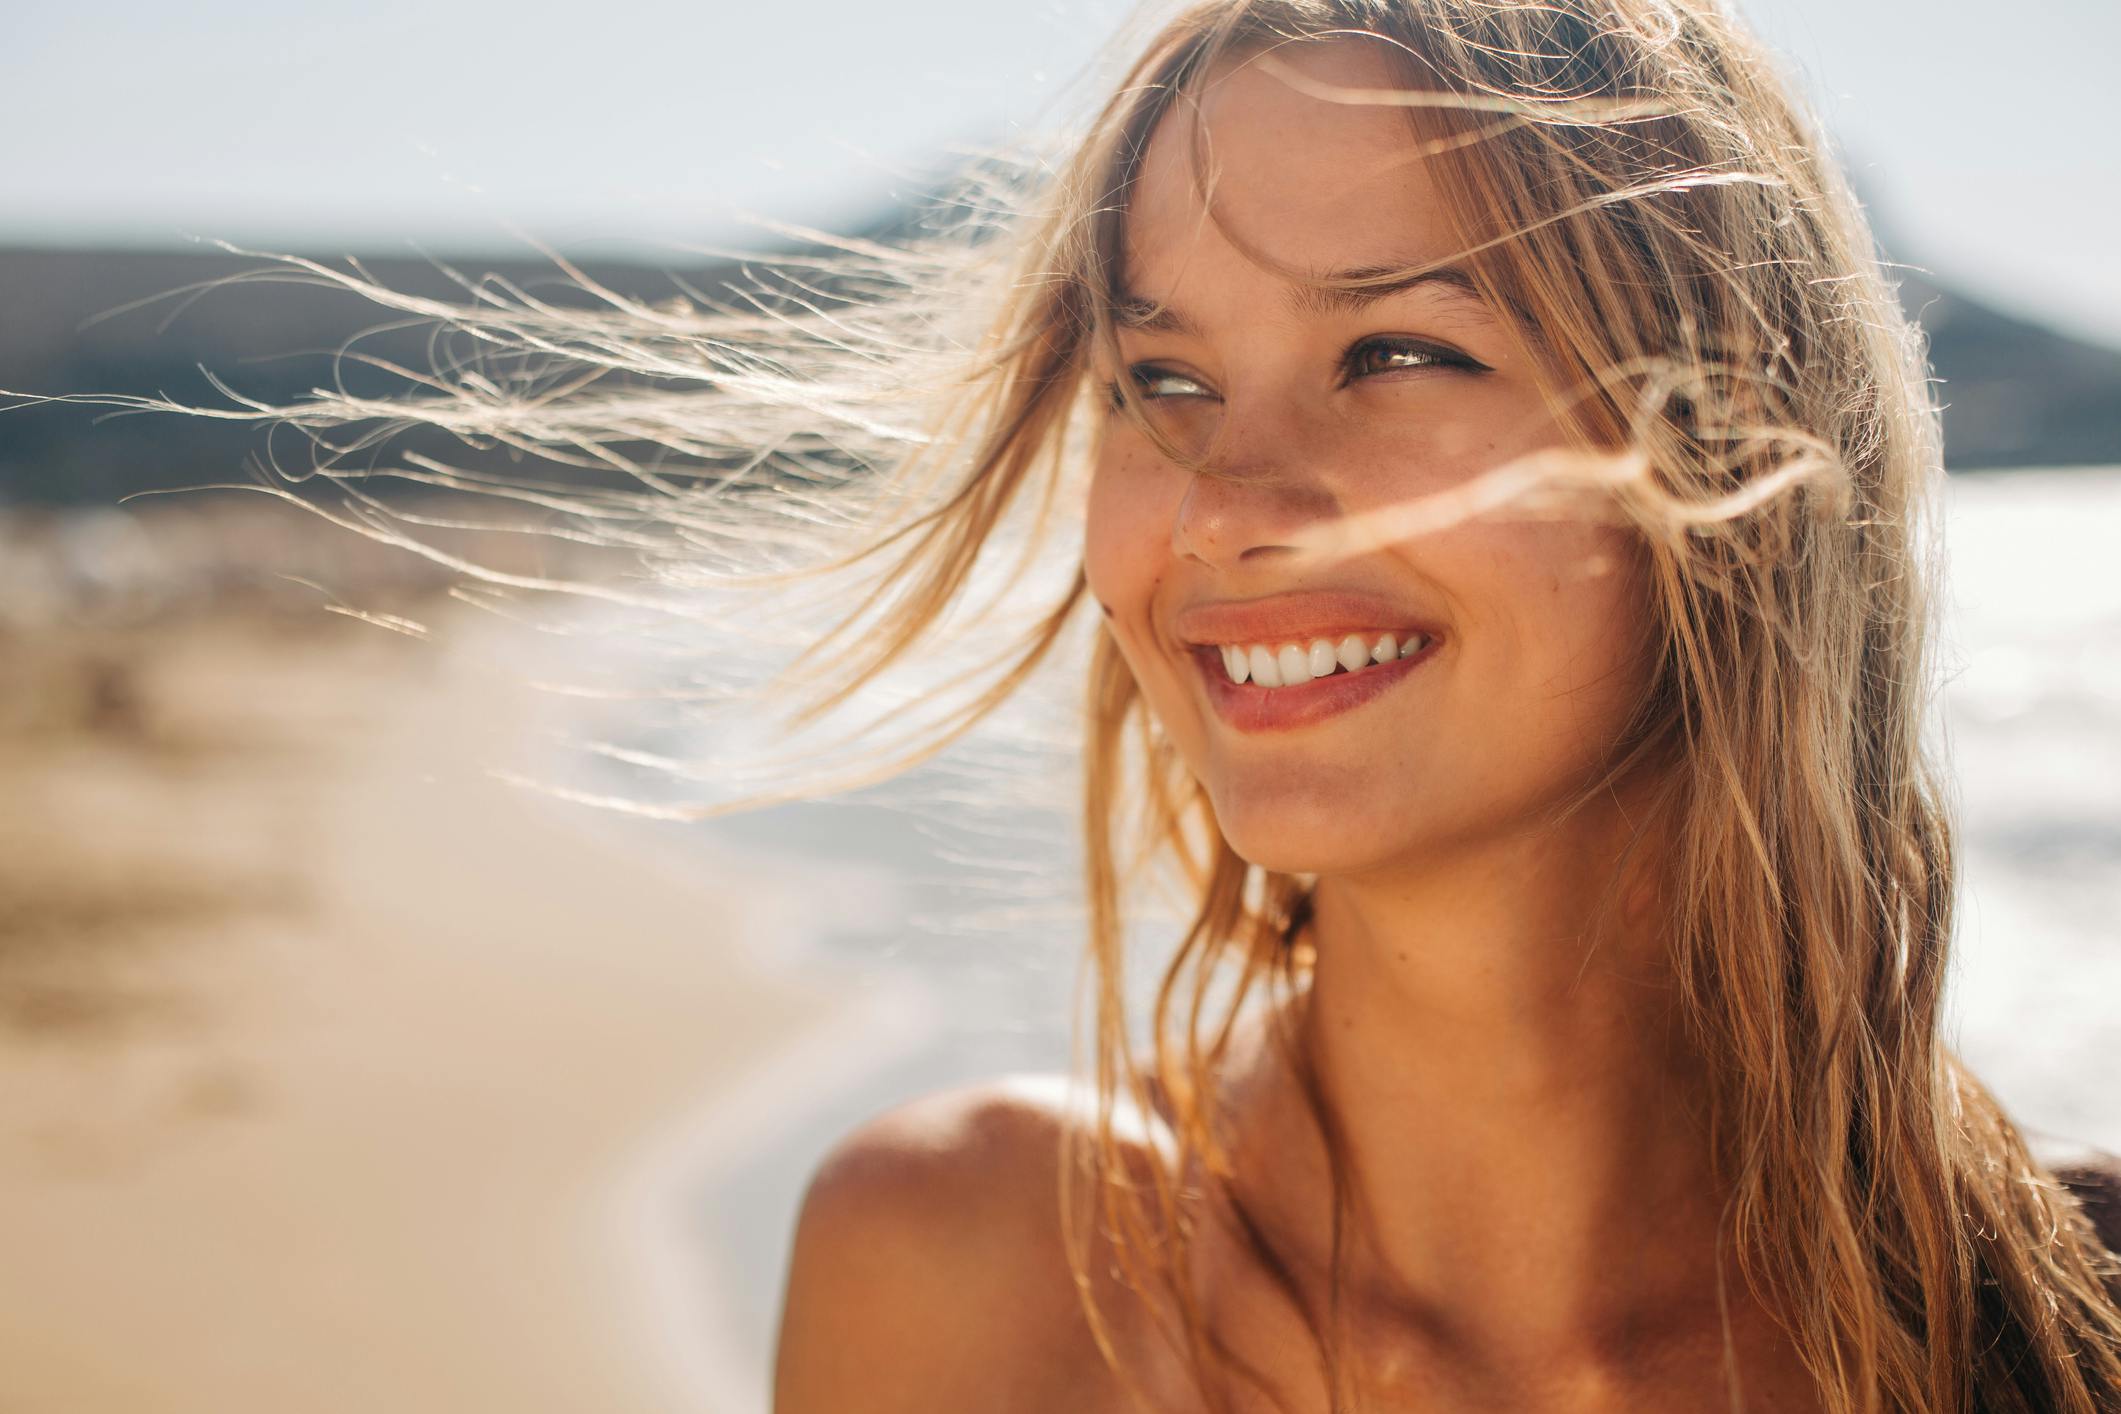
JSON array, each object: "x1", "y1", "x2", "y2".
[{"x1": 8, "y1": 0, "x2": 2119, "y2": 345}]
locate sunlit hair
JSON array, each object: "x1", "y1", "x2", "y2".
[{"x1": 40, "y1": 0, "x2": 2121, "y2": 1408}]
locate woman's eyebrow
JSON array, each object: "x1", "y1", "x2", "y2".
[
  {"x1": 1113, "y1": 264, "x2": 1493, "y2": 335},
  {"x1": 1289, "y1": 264, "x2": 1491, "y2": 320}
]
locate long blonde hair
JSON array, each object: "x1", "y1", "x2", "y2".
[{"x1": 48, "y1": 0, "x2": 2121, "y2": 1408}]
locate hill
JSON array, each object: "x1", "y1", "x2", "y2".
[{"x1": 2, "y1": 241, "x2": 2116, "y2": 507}]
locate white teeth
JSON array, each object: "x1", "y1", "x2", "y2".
[{"x1": 1215, "y1": 631, "x2": 1436, "y2": 689}]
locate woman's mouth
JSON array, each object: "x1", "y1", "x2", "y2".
[{"x1": 1192, "y1": 631, "x2": 1441, "y2": 733}]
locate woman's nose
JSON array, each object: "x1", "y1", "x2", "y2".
[{"x1": 1168, "y1": 416, "x2": 1341, "y2": 574}]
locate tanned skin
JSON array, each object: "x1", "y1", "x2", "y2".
[{"x1": 772, "y1": 38, "x2": 2121, "y2": 1414}]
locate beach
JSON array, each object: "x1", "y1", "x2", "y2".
[
  {"x1": 0, "y1": 468, "x2": 2115, "y2": 1414},
  {"x1": 0, "y1": 520, "x2": 897, "y2": 1414}
]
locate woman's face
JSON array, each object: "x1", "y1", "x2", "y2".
[{"x1": 1085, "y1": 39, "x2": 1655, "y2": 878}]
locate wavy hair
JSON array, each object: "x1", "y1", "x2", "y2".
[{"x1": 36, "y1": 0, "x2": 2121, "y2": 1409}]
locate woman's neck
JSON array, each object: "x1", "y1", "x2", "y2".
[{"x1": 1220, "y1": 788, "x2": 1731, "y2": 1372}]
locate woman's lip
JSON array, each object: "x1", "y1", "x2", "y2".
[
  {"x1": 1191, "y1": 638, "x2": 1440, "y2": 733},
  {"x1": 1174, "y1": 592, "x2": 1446, "y2": 649}
]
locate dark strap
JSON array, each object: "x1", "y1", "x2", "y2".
[
  {"x1": 2029, "y1": 1134, "x2": 2121, "y2": 1259},
  {"x1": 2056, "y1": 1156, "x2": 2121, "y2": 1259}
]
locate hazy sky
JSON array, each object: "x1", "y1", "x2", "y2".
[{"x1": 8, "y1": 0, "x2": 2118, "y2": 343}]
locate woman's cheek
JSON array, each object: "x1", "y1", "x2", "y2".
[{"x1": 1083, "y1": 448, "x2": 1180, "y2": 622}]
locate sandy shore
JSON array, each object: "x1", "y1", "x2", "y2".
[
  {"x1": 14, "y1": 467, "x2": 2112, "y2": 1413},
  {"x1": 0, "y1": 587, "x2": 857, "y2": 1413}
]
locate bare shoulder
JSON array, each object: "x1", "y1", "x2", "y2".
[{"x1": 772, "y1": 1075, "x2": 1125, "y2": 1414}]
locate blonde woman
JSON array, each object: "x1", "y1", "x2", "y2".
[
  {"x1": 47, "y1": 0, "x2": 2117, "y2": 1408},
  {"x1": 757, "y1": 3, "x2": 2121, "y2": 1412}
]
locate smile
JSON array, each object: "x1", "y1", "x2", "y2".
[
  {"x1": 1213, "y1": 632, "x2": 1430, "y2": 687},
  {"x1": 1192, "y1": 632, "x2": 1441, "y2": 733}
]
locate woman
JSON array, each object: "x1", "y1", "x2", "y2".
[
  {"x1": 761, "y1": 2, "x2": 2121, "y2": 1412},
  {"x1": 44, "y1": 0, "x2": 2115, "y2": 1407}
]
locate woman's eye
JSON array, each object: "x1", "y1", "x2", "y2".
[
  {"x1": 1106, "y1": 339, "x2": 1484, "y2": 410},
  {"x1": 1346, "y1": 337, "x2": 1481, "y2": 380},
  {"x1": 1120, "y1": 366, "x2": 1214, "y2": 402}
]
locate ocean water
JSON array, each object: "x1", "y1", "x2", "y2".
[
  {"x1": 557, "y1": 465, "x2": 2121, "y2": 1410},
  {"x1": 1929, "y1": 469, "x2": 2121, "y2": 1151}
]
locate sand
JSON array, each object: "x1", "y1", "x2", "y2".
[{"x1": 0, "y1": 590, "x2": 851, "y2": 1414}]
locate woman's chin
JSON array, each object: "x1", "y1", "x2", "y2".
[{"x1": 1215, "y1": 809, "x2": 1411, "y2": 881}]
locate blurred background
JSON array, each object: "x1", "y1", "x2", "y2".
[{"x1": 2, "y1": 2, "x2": 2117, "y2": 1411}]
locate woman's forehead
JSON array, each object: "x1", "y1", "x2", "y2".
[{"x1": 1123, "y1": 41, "x2": 1462, "y2": 302}]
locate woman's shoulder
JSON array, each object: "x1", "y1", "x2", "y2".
[
  {"x1": 773, "y1": 1074, "x2": 1149, "y2": 1414},
  {"x1": 787, "y1": 1074, "x2": 1118, "y2": 1250}
]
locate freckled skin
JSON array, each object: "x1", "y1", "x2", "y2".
[
  {"x1": 776, "y1": 37, "x2": 1828, "y2": 1414},
  {"x1": 1082, "y1": 48, "x2": 1652, "y2": 882}
]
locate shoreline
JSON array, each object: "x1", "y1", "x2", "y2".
[{"x1": 0, "y1": 590, "x2": 870, "y2": 1413}]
